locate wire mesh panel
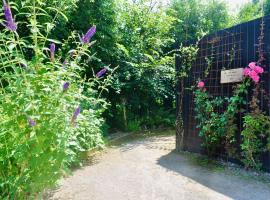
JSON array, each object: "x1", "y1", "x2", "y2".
[{"x1": 178, "y1": 16, "x2": 270, "y2": 172}]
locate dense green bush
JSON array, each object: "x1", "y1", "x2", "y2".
[{"x1": 0, "y1": 1, "x2": 109, "y2": 198}]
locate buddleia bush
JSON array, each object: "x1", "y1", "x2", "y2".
[{"x1": 0, "y1": 0, "x2": 110, "y2": 198}]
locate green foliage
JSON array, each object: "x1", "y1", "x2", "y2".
[
  {"x1": 194, "y1": 79, "x2": 250, "y2": 156},
  {"x1": 169, "y1": 0, "x2": 231, "y2": 43},
  {"x1": 49, "y1": 0, "x2": 177, "y2": 131},
  {"x1": 105, "y1": 0, "x2": 176, "y2": 130},
  {"x1": 46, "y1": 0, "x2": 238, "y2": 132},
  {"x1": 240, "y1": 86, "x2": 270, "y2": 170},
  {"x1": 0, "y1": 1, "x2": 109, "y2": 198},
  {"x1": 241, "y1": 114, "x2": 270, "y2": 170},
  {"x1": 141, "y1": 108, "x2": 175, "y2": 129},
  {"x1": 203, "y1": 0, "x2": 231, "y2": 32},
  {"x1": 114, "y1": 0, "x2": 175, "y2": 93},
  {"x1": 58, "y1": 0, "x2": 118, "y2": 71},
  {"x1": 265, "y1": 0, "x2": 270, "y2": 15},
  {"x1": 237, "y1": 1, "x2": 263, "y2": 23},
  {"x1": 223, "y1": 81, "x2": 251, "y2": 157},
  {"x1": 233, "y1": 0, "x2": 270, "y2": 24},
  {"x1": 176, "y1": 45, "x2": 198, "y2": 78},
  {"x1": 127, "y1": 120, "x2": 141, "y2": 132},
  {"x1": 194, "y1": 72, "x2": 270, "y2": 169},
  {"x1": 194, "y1": 89, "x2": 226, "y2": 155}
]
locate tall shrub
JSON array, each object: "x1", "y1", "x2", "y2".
[{"x1": 0, "y1": 1, "x2": 108, "y2": 198}]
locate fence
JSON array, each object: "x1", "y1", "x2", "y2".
[{"x1": 176, "y1": 15, "x2": 270, "y2": 172}]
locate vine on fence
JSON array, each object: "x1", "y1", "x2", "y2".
[
  {"x1": 194, "y1": 61, "x2": 270, "y2": 169},
  {"x1": 240, "y1": 63, "x2": 270, "y2": 170},
  {"x1": 193, "y1": 14, "x2": 270, "y2": 170},
  {"x1": 194, "y1": 78, "x2": 250, "y2": 157}
]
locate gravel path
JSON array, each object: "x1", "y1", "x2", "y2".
[{"x1": 50, "y1": 135, "x2": 270, "y2": 200}]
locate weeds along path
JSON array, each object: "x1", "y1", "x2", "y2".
[{"x1": 49, "y1": 132, "x2": 270, "y2": 200}]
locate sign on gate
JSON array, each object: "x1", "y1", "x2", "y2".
[{"x1": 220, "y1": 68, "x2": 243, "y2": 84}]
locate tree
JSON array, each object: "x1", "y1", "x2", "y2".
[
  {"x1": 106, "y1": 0, "x2": 176, "y2": 130},
  {"x1": 169, "y1": 0, "x2": 231, "y2": 44},
  {"x1": 169, "y1": 0, "x2": 204, "y2": 44},
  {"x1": 204, "y1": 0, "x2": 231, "y2": 33},
  {"x1": 237, "y1": 1, "x2": 262, "y2": 23},
  {"x1": 264, "y1": 0, "x2": 270, "y2": 15}
]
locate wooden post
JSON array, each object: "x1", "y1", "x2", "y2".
[{"x1": 175, "y1": 55, "x2": 184, "y2": 152}]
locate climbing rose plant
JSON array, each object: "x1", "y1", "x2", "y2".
[
  {"x1": 241, "y1": 62, "x2": 270, "y2": 170},
  {"x1": 194, "y1": 81, "x2": 229, "y2": 155},
  {"x1": 194, "y1": 62, "x2": 270, "y2": 169}
]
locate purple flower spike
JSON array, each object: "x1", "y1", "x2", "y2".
[
  {"x1": 63, "y1": 82, "x2": 70, "y2": 91},
  {"x1": 50, "y1": 43, "x2": 56, "y2": 61},
  {"x1": 28, "y1": 118, "x2": 36, "y2": 127},
  {"x1": 96, "y1": 68, "x2": 108, "y2": 78},
  {"x1": 50, "y1": 43, "x2": 55, "y2": 52},
  {"x1": 71, "y1": 106, "x2": 81, "y2": 125},
  {"x1": 73, "y1": 106, "x2": 81, "y2": 118},
  {"x1": 3, "y1": 0, "x2": 17, "y2": 32},
  {"x1": 81, "y1": 25, "x2": 96, "y2": 44}
]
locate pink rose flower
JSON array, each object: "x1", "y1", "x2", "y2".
[
  {"x1": 244, "y1": 62, "x2": 264, "y2": 83},
  {"x1": 248, "y1": 70, "x2": 257, "y2": 79},
  {"x1": 248, "y1": 62, "x2": 257, "y2": 69},
  {"x1": 243, "y1": 67, "x2": 250, "y2": 76},
  {"x1": 253, "y1": 66, "x2": 264, "y2": 74},
  {"x1": 248, "y1": 70, "x2": 259, "y2": 83},
  {"x1": 251, "y1": 74, "x2": 260, "y2": 83},
  {"x1": 197, "y1": 81, "x2": 205, "y2": 88}
]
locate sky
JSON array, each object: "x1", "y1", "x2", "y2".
[
  {"x1": 159, "y1": 0, "x2": 252, "y2": 11},
  {"x1": 225, "y1": 0, "x2": 251, "y2": 12},
  {"x1": 155, "y1": 0, "x2": 252, "y2": 14},
  {"x1": 227, "y1": 0, "x2": 250, "y2": 5}
]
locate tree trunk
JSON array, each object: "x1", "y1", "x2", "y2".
[{"x1": 122, "y1": 97, "x2": 128, "y2": 131}]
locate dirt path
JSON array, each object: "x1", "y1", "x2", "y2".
[{"x1": 49, "y1": 135, "x2": 270, "y2": 200}]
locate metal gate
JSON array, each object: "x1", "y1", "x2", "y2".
[{"x1": 176, "y1": 15, "x2": 270, "y2": 171}]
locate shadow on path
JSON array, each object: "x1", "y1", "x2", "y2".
[{"x1": 157, "y1": 151, "x2": 270, "y2": 200}]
